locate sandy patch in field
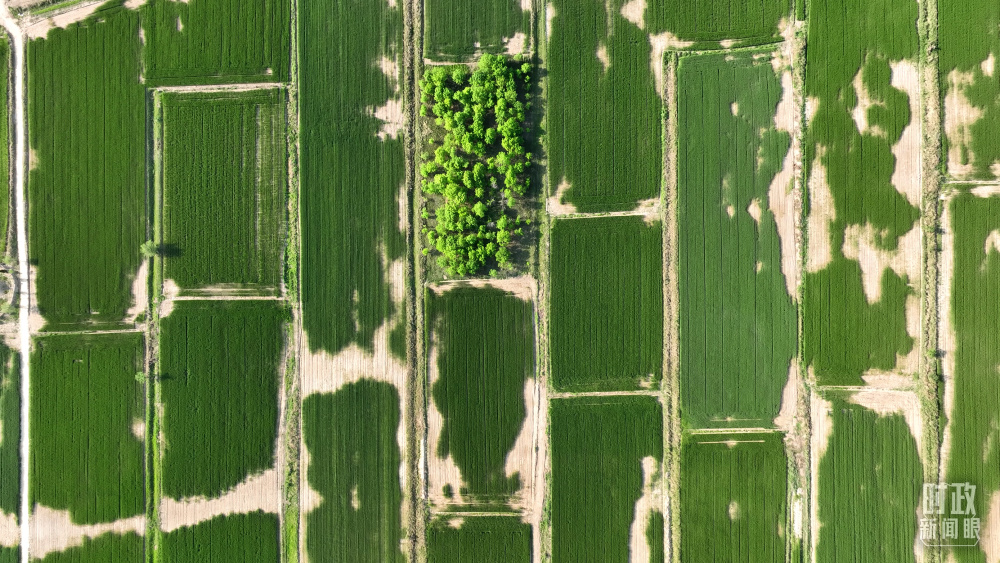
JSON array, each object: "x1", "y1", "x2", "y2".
[
  {"x1": 160, "y1": 469, "x2": 279, "y2": 532},
  {"x1": 27, "y1": 2, "x2": 103, "y2": 39},
  {"x1": 426, "y1": 343, "x2": 466, "y2": 507},
  {"x1": 124, "y1": 259, "x2": 148, "y2": 323},
  {"x1": 30, "y1": 506, "x2": 144, "y2": 559},
  {"x1": 841, "y1": 222, "x2": 920, "y2": 303},
  {"x1": 619, "y1": 0, "x2": 644, "y2": 29},
  {"x1": 0, "y1": 512, "x2": 16, "y2": 547},
  {"x1": 861, "y1": 373, "x2": 913, "y2": 389},
  {"x1": 299, "y1": 441, "x2": 322, "y2": 514},
  {"x1": 378, "y1": 56, "x2": 399, "y2": 91},
  {"x1": 629, "y1": 456, "x2": 663, "y2": 563},
  {"x1": 503, "y1": 377, "x2": 538, "y2": 512},
  {"x1": 547, "y1": 178, "x2": 578, "y2": 215},
  {"x1": 25, "y1": 19, "x2": 52, "y2": 39},
  {"x1": 633, "y1": 197, "x2": 660, "y2": 224},
  {"x1": 505, "y1": 32, "x2": 527, "y2": 56},
  {"x1": 746, "y1": 198, "x2": 762, "y2": 224},
  {"x1": 770, "y1": 71, "x2": 799, "y2": 296},
  {"x1": 981, "y1": 491, "x2": 1000, "y2": 561},
  {"x1": 851, "y1": 67, "x2": 887, "y2": 138},
  {"x1": 648, "y1": 32, "x2": 691, "y2": 97},
  {"x1": 944, "y1": 69, "x2": 983, "y2": 178},
  {"x1": 370, "y1": 99, "x2": 404, "y2": 141},
  {"x1": 890, "y1": 61, "x2": 921, "y2": 207},
  {"x1": 159, "y1": 278, "x2": 180, "y2": 318},
  {"x1": 971, "y1": 185, "x2": 1000, "y2": 198},
  {"x1": 519, "y1": 0, "x2": 531, "y2": 10},
  {"x1": 428, "y1": 275, "x2": 535, "y2": 302},
  {"x1": 773, "y1": 361, "x2": 799, "y2": 431},
  {"x1": 984, "y1": 53, "x2": 997, "y2": 77},
  {"x1": 809, "y1": 392, "x2": 833, "y2": 560},
  {"x1": 545, "y1": 4, "x2": 556, "y2": 39},
  {"x1": 131, "y1": 418, "x2": 145, "y2": 441},
  {"x1": 124, "y1": 0, "x2": 147, "y2": 8},
  {"x1": 985, "y1": 230, "x2": 1000, "y2": 257},
  {"x1": 805, "y1": 96, "x2": 820, "y2": 124},
  {"x1": 848, "y1": 389, "x2": 923, "y2": 462},
  {"x1": 596, "y1": 44, "x2": 611, "y2": 73},
  {"x1": 300, "y1": 322, "x2": 407, "y2": 396}
]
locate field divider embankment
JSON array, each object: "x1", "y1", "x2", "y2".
[
  {"x1": 0, "y1": 6, "x2": 28, "y2": 562},
  {"x1": 548, "y1": 390, "x2": 663, "y2": 399},
  {"x1": 685, "y1": 427, "x2": 786, "y2": 435},
  {"x1": 36, "y1": 328, "x2": 146, "y2": 336},
  {"x1": 151, "y1": 83, "x2": 288, "y2": 94}
]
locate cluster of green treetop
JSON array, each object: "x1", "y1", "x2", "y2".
[{"x1": 419, "y1": 53, "x2": 533, "y2": 277}]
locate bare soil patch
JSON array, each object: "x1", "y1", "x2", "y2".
[
  {"x1": 370, "y1": 98, "x2": 405, "y2": 141},
  {"x1": 890, "y1": 60, "x2": 922, "y2": 207},
  {"x1": 378, "y1": 56, "x2": 400, "y2": 92},
  {"x1": 427, "y1": 275, "x2": 535, "y2": 302},
  {"x1": 30, "y1": 506, "x2": 144, "y2": 560},
  {"x1": 806, "y1": 155, "x2": 835, "y2": 274},
  {"x1": 809, "y1": 391, "x2": 833, "y2": 562},
  {"x1": 26, "y1": 1, "x2": 102, "y2": 39},
  {"x1": 648, "y1": 32, "x2": 691, "y2": 97},
  {"x1": 851, "y1": 68, "x2": 887, "y2": 138},
  {"x1": 159, "y1": 278, "x2": 180, "y2": 318},
  {"x1": 628, "y1": 456, "x2": 663, "y2": 562},
  {"x1": 547, "y1": 178, "x2": 578, "y2": 215},
  {"x1": 545, "y1": 5, "x2": 556, "y2": 40},
  {"x1": 596, "y1": 44, "x2": 610, "y2": 73},
  {"x1": 944, "y1": 69, "x2": 983, "y2": 178},
  {"x1": 425, "y1": 343, "x2": 466, "y2": 507},
  {"x1": 0, "y1": 512, "x2": 16, "y2": 547},
  {"x1": 504, "y1": 32, "x2": 527, "y2": 57},
  {"x1": 773, "y1": 361, "x2": 799, "y2": 431},
  {"x1": 841, "y1": 222, "x2": 921, "y2": 303},
  {"x1": 984, "y1": 53, "x2": 997, "y2": 78},
  {"x1": 770, "y1": 70, "x2": 799, "y2": 296},
  {"x1": 861, "y1": 373, "x2": 914, "y2": 390},
  {"x1": 982, "y1": 491, "x2": 1000, "y2": 561},
  {"x1": 503, "y1": 377, "x2": 538, "y2": 513},
  {"x1": 124, "y1": 259, "x2": 148, "y2": 324},
  {"x1": 160, "y1": 468, "x2": 280, "y2": 532},
  {"x1": 619, "y1": 0, "x2": 644, "y2": 29},
  {"x1": 847, "y1": 389, "x2": 924, "y2": 465}
]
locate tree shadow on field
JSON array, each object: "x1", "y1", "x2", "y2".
[{"x1": 156, "y1": 243, "x2": 183, "y2": 258}]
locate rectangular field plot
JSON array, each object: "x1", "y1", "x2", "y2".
[
  {"x1": 30, "y1": 333, "x2": 145, "y2": 525},
  {"x1": 160, "y1": 89, "x2": 287, "y2": 295},
  {"x1": 0, "y1": 344, "x2": 18, "y2": 521},
  {"x1": 550, "y1": 216, "x2": 662, "y2": 391},
  {"x1": 27, "y1": 4, "x2": 146, "y2": 330},
  {"x1": 546, "y1": 0, "x2": 661, "y2": 212},
  {"x1": 942, "y1": 191, "x2": 1000, "y2": 558},
  {"x1": 302, "y1": 381, "x2": 405, "y2": 563},
  {"x1": 551, "y1": 396, "x2": 663, "y2": 562},
  {"x1": 802, "y1": 0, "x2": 922, "y2": 385},
  {"x1": 812, "y1": 394, "x2": 923, "y2": 562},
  {"x1": 159, "y1": 300, "x2": 285, "y2": 500},
  {"x1": 299, "y1": 0, "x2": 406, "y2": 355},
  {"x1": 645, "y1": 0, "x2": 789, "y2": 47},
  {"x1": 680, "y1": 433, "x2": 787, "y2": 562},
  {"x1": 678, "y1": 51, "x2": 796, "y2": 428},
  {"x1": 34, "y1": 533, "x2": 144, "y2": 563},
  {"x1": 424, "y1": 0, "x2": 530, "y2": 61},
  {"x1": 161, "y1": 512, "x2": 278, "y2": 563},
  {"x1": 426, "y1": 286, "x2": 535, "y2": 510},
  {"x1": 428, "y1": 515, "x2": 531, "y2": 563},
  {"x1": 140, "y1": 0, "x2": 291, "y2": 85},
  {"x1": 940, "y1": 0, "x2": 1000, "y2": 179}
]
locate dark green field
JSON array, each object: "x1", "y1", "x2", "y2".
[
  {"x1": 428, "y1": 515, "x2": 531, "y2": 562},
  {"x1": 815, "y1": 396, "x2": 922, "y2": 562},
  {"x1": 299, "y1": 0, "x2": 405, "y2": 355},
  {"x1": 546, "y1": 0, "x2": 661, "y2": 212},
  {"x1": 944, "y1": 191, "x2": 1000, "y2": 561},
  {"x1": 427, "y1": 287, "x2": 534, "y2": 506},
  {"x1": 681, "y1": 433, "x2": 787, "y2": 562},
  {"x1": 140, "y1": 0, "x2": 291, "y2": 85},
  {"x1": 160, "y1": 300, "x2": 285, "y2": 499},
  {"x1": 678, "y1": 51, "x2": 796, "y2": 428},
  {"x1": 802, "y1": 0, "x2": 920, "y2": 385},
  {"x1": 0, "y1": 345, "x2": 17, "y2": 517},
  {"x1": 160, "y1": 89, "x2": 287, "y2": 293},
  {"x1": 424, "y1": 0, "x2": 528, "y2": 60},
  {"x1": 550, "y1": 396, "x2": 662, "y2": 562},
  {"x1": 550, "y1": 216, "x2": 662, "y2": 391},
  {"x1": 30, "y1": 333, "x2": 144, "y2": 524},
  {"x1": 27, "y1": 2, "x2": 146, "y2": 329},
  {"x1": 303, "y1": 381, "x2": 405, "y2": 563},
  {"x1": 162, "y1": 512, "x2": 279, "y2": 563},
  {"x1": 35, "y1": 533, "x2": 144, "y2": 563},
  {"x1": 646, "y1": 0, "x2": 789, "y2": 46}
]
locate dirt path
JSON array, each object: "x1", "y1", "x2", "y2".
[{"x1": 0, "y1": 7, "x2": 29, "y2": 561}]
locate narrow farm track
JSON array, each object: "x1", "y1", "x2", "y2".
[{"x1": 0, "y1": 5, "x2": 28, "y2": 562}]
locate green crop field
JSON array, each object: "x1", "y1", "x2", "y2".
[
  {"x1": 160, "y1": 89, "x2": 287, "y2": 293},
  {"x1": 940, "y1": 0, "x2": 1000, "y2": 179},
  {"x1": 423, "y1": 0, "x2": 529, "y2": 60},
  {"x1": 27, "y1": 2, "x2": 146, "y2": 330},
  {"x1": 35, "y1": 533, "x2": 144, "y2": 563},
  {"x1": 427, "y1": 287, "x2": 534, "y2": 506},
  {"x1": 162, "y1": 512, "x2": 279, "y2": 563},
  {"x1": 550, "y1": 396, "x2": 662, "y2": 562},
  {"x1": 681, "y1": 433, "x2": 787, "y2": 562},
  {"x1": 299, "y1": 0, "x2": 405, "y2": 355},
  {"x1": 303, "y1": 381, "x2": 405, "y2": 562},
  {"x1": 549, "y1": 216, "x2": 662, "y2": 391},
  {"x1": 428, "y1": 515, "x2": 531, "y2": 562},
  {"x1": 815, "y1": 396, "x2": 922, "y2": 562},
  {"x1": 30, "y1": 333, "x2": 144, "y2": 524},
  {"x1": 645, "y1": 0, "x2": 788, "y2": 47},
  {"x1": 140, "y1": 0, "x2": 290, "y2": 85},
  {"x1": 677, "y1": 51, "x2": 796, "y2": 428},
  {"x1": 159, "y1": 300, "x2": 285, "y2": 499},
  {"x1": 0, "y1": 345, "x2": 17, "y2": 518},
  {"x1": 944, "y1": 191, "x2": 1000, "y2": 561},
  {"x1": 0, "y1": 36, "x2": 9, "y2": 256},
  {"x1": 802, "y1": 0, "x2": 920, "y2": 385},
  {"x1": 546, "y1": 0, "x2": 661, "y2": 212}
]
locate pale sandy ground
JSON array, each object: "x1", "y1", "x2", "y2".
[
  {"x1": 770, "y1": 69, "x2": 800, "y2": 297},
  {"x1": 972, "y1": 185, "x2": 1000, "y2": 198},
  {"x1": 159, "y1": 279, "x2": 180, "y2": 318},
  {"x1": 982, "y1": 492, "x2": 1000, "y2": 561},
  {"x1": 160, "y1": 469, "x2": 280, "y2": 532},
  {"x1": 848, "y1": 389, "x2": 924, "y2": 464},
  {"x1": 503, "y1": 377, "x2": 538, "y2": 513},
  {"x1": 131, "y1": 418, "x2": 144, "y2": 441},
  {"x1": 0, "y1": 512, "x2": 16, "y2": 547},
  {"x1": 619, "y1": 0, "x2": 644, "y2": 29},
  {"x1": 25, "y1": 1, "x2": 102, "y2": 39},
  {"x1": 425, "y1": 343, "x2": 465, "y2": 507},
  {"x1": 773, "y1": 361, "x2": 799, "y2": 431},
  {"x1": 428, "y1": 276, "x2": 535, "y2": 302},
  {"x1": 30, "y1": 506, "x2": 144, "y2": 560},
  {"x1": 944, "y1": 68, "x2": 983, "y2": 178},
  {"x1": 371, "y1": 98, "x2": 405, "y2": 141},
  {"x1": 890, "y1": 61, "x2": 922, "y2": 207},
  {"x1": 841, "y1": 223, "x2": 921, "y2": 303},
  {"x1": 504, "y1": 32, "x2": 527, "y2": 57},
  {"x1": 546, "y1": 178, "x2": 578, "y2": 215},
  {"x1": 151, "y1": 83, "x2": 283, "y2": 94},
  {"x1": 378, "y1": 56, "x2": 400, "y2": 93},
  {"x1": 810, "y1": 391, "x2": 833, "y2": 563},
  {"x1": 648, "y1": 32, "x2": 691, "y2": 98},
  {"x1": 861, "y1": 373, "x2": 914, "y2": 389},
  {"x1": 545, "y1": 4, "x2": 556, "y2": 40},
  {"x1": 629, "y1": 456, "x2": 663, "y2": 563},
  {"x1": 124, "y1": 259, "x2": 148, "y2": 324},
  {"x1": 851, "y1": 68, "x2": 887, "y2": 138},
  {"x1": 596, "y1": 44, "x2": 610, "y2": 73},
  {"x1": 806, "y1": 151, "x2": 835, "y2": 273}
]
